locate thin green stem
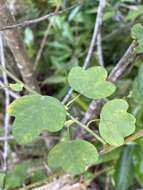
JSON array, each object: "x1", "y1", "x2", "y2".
[
  {"x1": 0, "y1": 65, "x2": 38, "y2": 94},
  {"x1": 66, "y1": 94, "x2": 80, "y2": 107},
  {"x1": 66, "y1": 112, "x2": 106, "y2": 145}
]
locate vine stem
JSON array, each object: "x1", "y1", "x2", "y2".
[
  {"x1": 66, "y1": 94, "x2": 80, "y2": 107},
  {"x1": 66, "y1": 112, "x2": 106, "y2": 145}
]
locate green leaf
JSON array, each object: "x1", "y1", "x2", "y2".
[
  {"x1": 133, "y1": 139, "x2": 143, "y2": 186},
  {"x1": 8, "y1": 95, "x2": 66, "y2": 144},
  {"x1": 121, "y1": 0, "x2": 135, "y2": 2},
  {"x1": 131, "y1": 24, "x2": 143, "y2": 53},
  {"x1": 131, "y1": 24, "x2": 143, "y2": 40},
  {"x1": 5, "y1": 161, "x2": 29, "y2": 189},
  {"x1": 48, "y1": 140, "x2": 98, "y2": 175},
  {"x1": 68, "y1": 6, "x2": 81, "y2": 21},
  {"x1": 126, "y1": 6, "x2": 143, "y2": 21},
  {"x1": 99, "y1": 99, "x2": 136, "y2": 146},
  {"x1": 31, "y1": 170, "x2": 47, "y2": 183},
  {"x1": 24, "y1": 27, "x2": 34, "y2": 46},
  {"x1": 136, "y1": 39, "x2": 143, "y2": 53},
  {"x1": 9, "y1": 83, "x2": 24, "y2": 92},
  {"x1": 43, "y1": 75, "x2": 66, "y2": 84},
  {"x1": 64, "y1": 119, "x2": 74, "y2": 127},
  {"x1": 68, "y1": 66, "x2": 116, "y2": 99},
  {"x1": 0, "y1": 173, "x2": 5, "y2": 188},
  {"x1": 137, "y1": 64, "x2": 143, "y2": 98},
  {"x1": 132, "y1": 78, "x2": 143, "y2": 104},
  {"x1": 115, "y1": 145, "x2": 135, "y2": 190}
]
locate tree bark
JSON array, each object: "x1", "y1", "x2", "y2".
[{"x1": 0, "y1": 0, "x2": 39, "y2": 91}]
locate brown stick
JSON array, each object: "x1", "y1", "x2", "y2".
[
  {"x1": 108, "y1": 41, "x2": 137, "y2": 82},
  {"x1": 0, "y1": 32, "x2": 10, "y2": 174},
  {"x1": 0, "y1": 0, "x2": 39, "y2": 91},
  {"x1": 0, "y1": 4, "x2": 79, "y2": 31},
  {"x1": 82, "y1": 41, "x2": 138, "y2": 124},
  {"x1": 19, "y1": 175, "x2": 85, "y2": 190}
]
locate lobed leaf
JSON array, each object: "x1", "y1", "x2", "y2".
[
  {"x1": 99, "y1": 99, "x2": 136, "y2": 146},
  {"x1": 68, "y1": 66, "x2": 116, "y2": 99},
  {"x1": 8, "y1": 95, "x2": 66, "y2": 144},
  {"x1": 48, "y1": 140, "x2": 98, "y2": 175}
]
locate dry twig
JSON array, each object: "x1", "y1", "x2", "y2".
[
  {"x1": 0, "y1": 4, "x2": 79, "y2": 31},
  {"x1": 97, "y1": 32, "x2": 104, "y2": 66},
  {"x1": 0, "y1": 32, "x2": 10, "y2": 172},
  {"x1": 25, "y1": 175, "x2": 85, "y2": 190}
]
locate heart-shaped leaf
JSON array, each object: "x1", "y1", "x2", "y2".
[
  {"x1": 99, "y1": 99, "x2": 136, "y2": 146},
  {"x1": 48, "y1": 140, "x2": 98, "y2": 175},
  {"x1": 8, "y1": 95, "x2": 66, "y2": 144},
  {"x1": 68, "y1": 66, "x2": 116, "y2": 99}
]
